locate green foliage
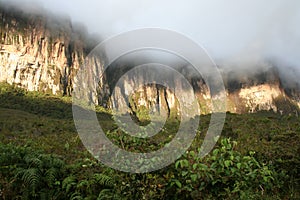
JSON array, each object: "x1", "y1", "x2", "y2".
[
  {"x1": 0, "y1": 83, "x2": 299, "y2": 199},
  {"x1": 169, "y1": 138, "x2": 281, "y2": 199},
  {"x1": 223, "y1": 112, "x2": 300, "y2": 194},
  {"x1": 0, "y1": 143, "x2": 66, "y2": 199},
  {"x1": 61, "y1": 159, "x2": 121, "y2": 200},
  {"x1": 0, "y1": 143, "x2": 120, "y2": 200}
]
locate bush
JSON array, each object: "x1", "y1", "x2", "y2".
[{"x1": 167, "y1": 138, "x2": 281, "y2": 199}]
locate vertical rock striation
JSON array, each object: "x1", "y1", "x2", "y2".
[
  {"x1": 0, "y1": 4, "x2": 99, "y2": 95},
  {"x1": 0, "y1": 3, "x2": 299, "y2": 115}
]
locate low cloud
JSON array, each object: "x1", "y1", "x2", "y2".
[{"x1": 1, "y1": 0, "x2": 299, "y2": 87}]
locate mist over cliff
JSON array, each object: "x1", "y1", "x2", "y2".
[
  {"x1": 0, "y1": 1, "x2": 300, "y2": 115},
  {"x1": 0, "y1": 1, "x2": 102, "y2": 95}
]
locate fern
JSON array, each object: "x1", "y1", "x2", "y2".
[
  {"x1": 45, "y1": 167, "x2": 59, "y2": 187},
  {"x1": 15, "y1": 167, "x2": 41, "y2": 196},
  {"x1": 39, "y1": 188, "x2": 65, "y2": 200},
  {"x1": 93, "y1": 173, "x2": 114, "y2": 187},
  {"x1": 40, "y1": 154, "x2": 65, "y2": 168},
  {"x1": 76, "y1": 179, "x2": 90, "y2": 190},
  {"x1": 70, "y1": 191, "x2": 84, "y2": 200},
  {"x1": 97, "y1": 189, "x2": 122, "y2": 200},
  {"x1": 10, "y1": 152, "x2": 66, "y2": 199},
  {"x1": 62, "y1": 175, "x2": 77, "y2": 193},
  {"x1": 24, "y1": 155, "x2": 43, "y2": 168}
]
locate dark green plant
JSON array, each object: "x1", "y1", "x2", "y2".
[
  {"x1": 13, "y1": 154, "x2": 66, "y2": 199},
  {"x1": 62, "y1": 159, "x2": 121, "y2": 200},
  {"x1": 0, "y1": 143, "x2": 66, "y2": 199},
  {"x1": 168, "y1": 138, "x2": 281, "y2": 199}
]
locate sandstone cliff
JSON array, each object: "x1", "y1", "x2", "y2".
[
  {"x1": 0, "y1": 3, "x2": 100, "y2": 95},
  {"x1": 1, "y1": 4, "x2": 299, "y2": 116},
  {"x1": 107, "y1": 62, "x2": 299, "y2": 115}
]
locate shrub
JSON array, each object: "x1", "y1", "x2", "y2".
[{"x1": 168, "y1": 138, "x2": 281, "y2": 199}]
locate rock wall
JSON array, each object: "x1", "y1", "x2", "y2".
[
  {"x1": 0, "y1": 5, "x2": 95, "y2": 95},
  {"x1": 106, "y1": 64, "x2": 299, "y2": 115},
  {"x1": 0, "y1": 4, "x2": 299, "y2": 116}
]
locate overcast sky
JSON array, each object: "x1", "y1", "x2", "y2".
[{"x1": 2, "y1": 0, "x2": 300, "y2": 70}]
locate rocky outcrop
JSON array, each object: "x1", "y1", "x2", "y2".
[
  {"x1": 107, "y1": 65, "x2": 300, "y2": 115},
  {"x1": 0, "y1": 4, "x2": 99, "y2": 95},
  {"x1": 1, "y1": 3, "x2": 299, "y2": 116}
]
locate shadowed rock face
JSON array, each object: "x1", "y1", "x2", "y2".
[
  {"x1": 0, "y1": 4, "x2": 299, "y2": 115},
  {"x1": 107, "y1": 63, "x2": 299, "y2": 115}
]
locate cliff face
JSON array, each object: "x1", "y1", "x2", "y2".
[
  {"x1": 1, "y1": 4, "x2": 299, "y2": 115},
  {"x1": 108, "y1": 64, "x2": 299, "y2": 115},
  {"x1": 0, "y1": 4, "x2": 96, "y2": 95}
]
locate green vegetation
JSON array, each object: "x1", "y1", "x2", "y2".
[
  {"x1": 0, "y1": 83, "x2": 299, "y2": 199},
  {"x1": 171, "y1": 139, "x2": 281, "y2": 199}
]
